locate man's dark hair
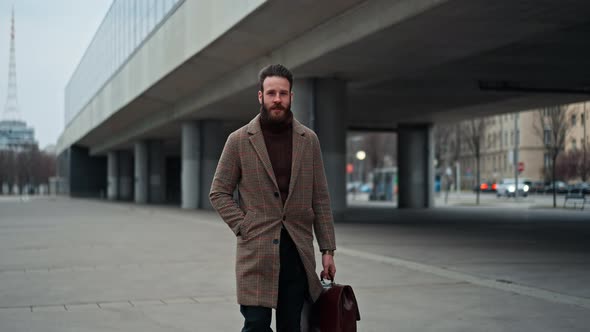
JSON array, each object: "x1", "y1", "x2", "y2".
[{"x1": 258, "y1": 64, "x2": 293, "y2": 92}]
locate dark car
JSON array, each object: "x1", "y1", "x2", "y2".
[
  {"x1": 529, "y1": 181, "x2": 546, "y2": 193},
  {"x1": 544, "y1": 181, "x2": 568, "y2": 194},
  {"x1": 568, "y1": 182, "x2": 590, "y2": 194}
]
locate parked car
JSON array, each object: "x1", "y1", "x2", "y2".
[
  {"x1": 359, "y1": 183, "x2": 372, "y2": 193},
  {"x1": 568, "y1": 182, "x2": 590, "y2": 194},
  {"x1": 347, "y1": 181, "x2": 362, "y2": 193},
  {"x1": 496, "y1": 178, "x2": 529, "y2": 197},
  {"x1": 529, "y1": 180, "x2": 546, "y2": 193},
  {"x1": 544, "y1": 181, "x2": 568, "y2": 194},
  {"x1": 473, "y1": 181, "x2": 497, "y2": 193}
]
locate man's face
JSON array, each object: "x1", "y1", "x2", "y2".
[{"x1": 258, "y1": 76, "x2": 293, "y2": 123}]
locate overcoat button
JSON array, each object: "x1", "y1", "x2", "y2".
[
  {"x1": 273, "y1": 239, "x2": 279, "y2": 244},
  {"x1": 274, "y1": 192, "x2": 279, "y2": 198},
  {"x1": 282, "y1": 216, "x2": 286, "y2": 221}
]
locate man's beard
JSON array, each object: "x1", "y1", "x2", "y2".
[{"x1": 260, "y1": 101, "x2": 291, "y2": 124}]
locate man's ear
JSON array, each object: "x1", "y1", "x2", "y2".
[{"x1": 258, "y1": 90, "x2": 263, "y2": 104}]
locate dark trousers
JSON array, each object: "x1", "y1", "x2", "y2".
[{"x1": 241, "y1": 228, "x2": 308, "y2": 332}]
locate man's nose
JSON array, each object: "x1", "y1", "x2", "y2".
[{"x1": 273, "y1": 94, "x2": 281, "y2": 103}]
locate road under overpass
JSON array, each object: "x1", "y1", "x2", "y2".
[{"x1": 56, "y1": 0, "x2": 590, "y2": 217}]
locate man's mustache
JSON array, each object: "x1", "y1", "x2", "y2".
[{"x1": 270, "y1": 104, "x2": 286, "y2": 110}]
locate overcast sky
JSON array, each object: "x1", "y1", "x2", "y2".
[{"x1": 0, "y1": 0, "x2": 112, "y2": 148}]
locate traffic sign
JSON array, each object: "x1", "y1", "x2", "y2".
[
  {"x1": 346, "y1": 163, "x2": 354, "y2": 174},
  {"x1": 518, "y1": 162, "x2": 524, "y2": 172}
]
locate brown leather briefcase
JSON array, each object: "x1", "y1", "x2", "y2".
[{"x1": 309, "y1": 273, "x2": 361, "y2": 332}]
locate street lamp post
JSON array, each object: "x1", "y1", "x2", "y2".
[
  {"x1": 584, "y1": 102, "x2": 588, "y2": 182},
  {"x1": 513, "y1": 113, "x2": 519, "y2": 199},
  {"x1": 355, "y1": 150, "x2": 366, "y2": 199}
]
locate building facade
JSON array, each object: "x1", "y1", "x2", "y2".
[{"x1": 440, "y1": 101, "x2": 589, "y2": 189}]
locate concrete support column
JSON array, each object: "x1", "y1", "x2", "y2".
[
  {"x1": 397, "y1": 124, "x2": 434, "y2": 208},
  {"x1": 312, "y1": 79, "x2": 347, "y2": 217},
  {"x1": 118, "y1": 151, "x2": 134, "y2": 201},
  {"x1": 200, "y1": 120, "x2": 226, "y2": 210},
  {"x1": 182, "y1": 121, "x2": 201, "y2": 209},
  {"x1": 67, "y1": 145, "x2": 107, "y2": 198},
  {"x1": 292, "y1": 79, "x2": 315, "y2": 128},
  {"x1": 134, "y1": 141, "x2": 149, "y2": 204},
  {"x1": 107, "y1": 151, "x2": 119, "y2": 200},
  {"x1": 148, "y1": 140, "x2": 167, "y2": 204}
]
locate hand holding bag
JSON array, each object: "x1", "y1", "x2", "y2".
[{"x1": 309, "y1": 271, "x2": 361, "y2": 332}]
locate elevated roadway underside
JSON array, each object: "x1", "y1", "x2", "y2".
[{"x1": 72, "y1": 0, "x2": 590, "y2": 154}]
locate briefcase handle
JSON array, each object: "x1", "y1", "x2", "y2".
[{"x1": 320, "y1": 271, "x2": 334, "y2": 289}]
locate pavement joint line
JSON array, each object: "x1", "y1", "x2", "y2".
[
  {"x1": 352, "y1": 281, "x2": 468, "y2": 291},
  {"x1": 2, "y1": 296, "x2": 210, "y2": 312},
  {"x1": 337, "y1": 246, "x2": 590, "y2": 309},
  {"x1": 31, "y1": 304, "x2": 68, "y2": 312},
  {"x1": 161, "y1": 297, "x2": 199, "y2": 304},
  {"x1": 0, "y1": 260, "x2": 207, "y2": 275}
]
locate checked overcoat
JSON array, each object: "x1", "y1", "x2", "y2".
[{"x1": 209, "y1": 114, "x2": 336, "y2": 308}]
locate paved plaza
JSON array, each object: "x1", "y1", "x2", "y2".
[{"x1": 0, "y1": 196, "x2": 589, "y2": 331}]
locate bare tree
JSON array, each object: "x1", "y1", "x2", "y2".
[
  {"x1": 0, "y1": 150, "x2": 17, "y2": 192},
  {"x1": 434, "y1": 124, "x2": 453, "y2": 166},
  {"x1": 555, "y1": 151, "x2": 580, "y2": 182},
  {"x1": 451, "y1": 124, "x2": 462, "y2": 165},
  {"x1": 361, "y1": 132, "x2": 397, "y2": 180},
  {"x1": 0, "y1": 146, "x2": 56, "y2": 194},
  {"x1": 434, "y1": 124, "x2": 455, "y2": 202},
  {"x1": 581, "y1": 141, "x2": 590, "y2": 182},
  {"x1": 534, "y1": 105, "x2": 571, "y2": 208},
  {"x1": 583, "y1": 102, "x2": 588, "y2": 182},
  {"x1": 462, "y1": 118, "x2": 486, "y2": 205}
]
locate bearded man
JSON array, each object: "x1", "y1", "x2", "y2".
[{"x1": 210, "y1": 64, "x2": 337, "y2": 332}]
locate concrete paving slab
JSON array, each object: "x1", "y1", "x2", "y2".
[{"x1": 1, "y1": 197, "x2": 589, "y2": 331}]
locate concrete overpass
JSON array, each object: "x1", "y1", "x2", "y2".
[{"x1": 56, "y1": 0, "x2": 590, "y2": 215}]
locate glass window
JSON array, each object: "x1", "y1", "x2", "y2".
[
  {"x1": 65, "y1": 0, "x2": 183, "y2": 125},
  {"x1": 572, "y1": 114, "x2": 577, "y2": 126}
]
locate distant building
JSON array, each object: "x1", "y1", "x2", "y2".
[
  {"x1": 0, "y1": 10, "x2": 36, "y2": 152},
  {"x1": 0, "y1": 119, "x2": 37, "y2": 151},
  {"x1": 441, "y1": 101, "x2": 589, "y2": 188},
  {"x1": 43, "y1": 144, "x2": 57, "y2": 155}
]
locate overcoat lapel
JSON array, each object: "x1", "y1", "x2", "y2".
[
  {"x1": 285, "y1": 119, "x2": 307, "y2": 208},
  {"x1": 247, "y1": 115, "x2": 279, "y2": 190}
]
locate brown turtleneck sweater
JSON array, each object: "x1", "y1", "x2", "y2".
[{"x1": 260, "y1": 112, "x2": 293, "y2": 206}]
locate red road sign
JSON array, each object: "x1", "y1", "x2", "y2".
[
  {"x1": 346, "y1": 163, "x2": 354, "y2": 174},
  {"x1": 518, "y1": 162, "x2": 524, "y2": 172}
]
